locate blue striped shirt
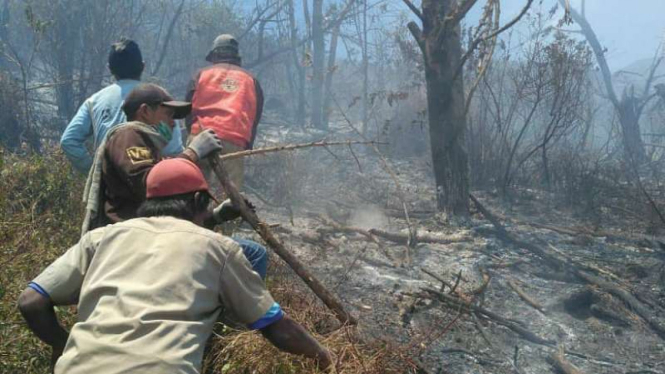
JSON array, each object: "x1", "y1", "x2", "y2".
[{"x1": 60, "y1": 80, "x2": 183, "y2": 173}]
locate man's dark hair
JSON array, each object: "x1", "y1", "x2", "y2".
[
  {"x1": 137, "y1": 192, "x2": 210, "y2": 221},
  {"x1": 126, "y1": 102, "x2": 158, "y2": 121},
  {"x1": 108, "y1": 39, "x2": 144, "y2": 80}
]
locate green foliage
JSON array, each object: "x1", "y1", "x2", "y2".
[{"x1": 0, "y1": 148, "x2": 83, "y2": 373}]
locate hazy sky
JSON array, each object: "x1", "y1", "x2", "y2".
[{"x1": 467, "y1": 0, "x2": 665, "y2": 71}]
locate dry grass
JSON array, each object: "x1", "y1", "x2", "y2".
[
  {"x1": 203, "y1": 260, "x2": 420, "y2": 374},
  {"x1": 0, "y1": 148, "x2": 84, "y2": 373}
]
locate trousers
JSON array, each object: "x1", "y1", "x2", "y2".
[{"x1": 235, "y1": 237, "x2": 268, "y2": 280}]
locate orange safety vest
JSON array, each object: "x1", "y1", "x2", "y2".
[{"x1": 189, "y1": 64, "x2": 258, "y2": 149}]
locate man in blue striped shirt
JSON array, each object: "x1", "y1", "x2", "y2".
[{"x1": 60, "y1": 39, "x2": 183, "y2": 174}]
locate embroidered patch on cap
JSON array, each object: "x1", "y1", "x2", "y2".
[{"x1": 126, "y1": 147, "x2": 153, "y2": 165}]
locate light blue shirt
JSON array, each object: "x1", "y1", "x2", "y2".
[{"x1": 60, "y1": 79, "x2": 183, "y2": 173}]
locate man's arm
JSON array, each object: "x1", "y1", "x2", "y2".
[
  {"x1": 254, "y1": 79, "x2": 264, "y2": 125},
  {"x1": 106, "y1": 130, "x2": 159, "y2": 200},
  {"x1": 60, "y1": 101, "x2": 94, "y2": 173},
  {"x1": 260, "y1": 315, "x2": 333, "y2": 370},
  {"x1": 18, "y1": 288, "x2": 69, "y2": 365},
  {"x1": 218, "y1": 244, "x2": 332, "y2": 370},
  {"x1": 248, "y1": 79, "x2": 264, "y2": 149},
  {"x1": 17, "y1": 232, "x2": 98, "y2": 369},
  {"x1": 184, "y1": 72, "x2": 201, "y2": 133}
]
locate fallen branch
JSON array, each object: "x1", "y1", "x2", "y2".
[
  {"x1": 422, "y1": 288, "x2": 555, "y2": 346},
  {"x1": 218, "y1": 140, "x2": 384, "y2": 161},
  {"x1": 318, "y1": 219, "x2": 471, "y2": 246},
  {"x1": 472, "y1": 312, "x2": 494, "y2": 348},
  {"x1": 450, "y1": 270, "x2": 463, "y2": 295},
  {"x1": 470, "y1": 193, "x2": 665, "y2": 340},
  {"x1": 486, "y1": 259, "x2": 525, "y2": 269},
  {"x1": 207, "y1": 156, "x2": 356, "y2": 325},
  {"x1": 547, "y1": 345, "x2": 584, "y2": 374},
  {"x1": 507, "y1": 279, "x2": 546, "y2": 314},
  {"x1": 470, "y1": 269, "x2": 491, "y2": 295},
  {"x1": 576, "y1": 271, "x2": 665, "y2": 339},
  {"x1": 421, "y1": 268, "x2": 454, "y2": 291},
  {"x1": 369, "y1": 227, "x2": 470, "y2": 245}
]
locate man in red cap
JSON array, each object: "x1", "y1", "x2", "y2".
[{"x1": 18, "y1": 158, "x2": 333, "y2": 374}]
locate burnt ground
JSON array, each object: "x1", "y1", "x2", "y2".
[{"x1": 234, "y1": 119, "x2": 665, "y2": 374}]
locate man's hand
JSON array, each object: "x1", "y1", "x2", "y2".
[
  {"x1": 260, "y1": 316, "x2": 334, "y2": 371},
  {"x1": 316, "y1": 349, "x2": 334, "y2": 372},
  {"x1": 213, "y1": 196, "x2": 255, "y2": 223},
  {"x1": 187, "y1": 129, "x2": 223, "y2": 159},
  {"x1": 18, "y1": 288, "x2": 69, "y2": 373}
]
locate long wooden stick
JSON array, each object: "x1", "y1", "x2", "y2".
[
  {"x1": 207, "y1": 156, "x2": 357, "y2": 325},
  {"x1": 218, "y1": 140, "x2": 384, "y2": 161}
]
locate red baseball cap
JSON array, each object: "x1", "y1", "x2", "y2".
[{"x1": 146, "y1": 158, "x2": 217, "y2": 202}]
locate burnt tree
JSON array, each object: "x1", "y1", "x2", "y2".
[
  {"x1": 310, "y1": 0, "x2": 326, "y2": 129},
  {"x1": 560, "y1": 0, "x2": 660, "y2": 166},
  {"x1": 403, "y1": 0, "x2": 532, "y2": 216},
  {"x1": 403, "y1": 0, "x2": 476, "y2": 216}
]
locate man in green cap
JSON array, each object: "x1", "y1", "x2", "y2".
[{"x1": 185, "y1": 34, "x2": 264, "y2": 196}]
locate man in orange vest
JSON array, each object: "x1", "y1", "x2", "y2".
[{"x1": 186, "y1": 34, "x2": 263, "y2": 197}]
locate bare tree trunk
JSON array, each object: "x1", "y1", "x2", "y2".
[
  {"x1": 322, "y1": 22, "x2": 340, "y2": 128},
  {"x1": 310, "y1": 0, "x2": 326, "y2": 129},
  {"x1": 407, "y1": 0, "x2": 471, "y2": 217},
  {"x1": 617, "y1": 95, "x2": 647, "y2": 165},
  {"x1": 360, "y1": 0, "x2": 369, "y2": 134},
  {"x1": 151, "y1": 0, "x2": 185, "y2": 76},
  {"x1": 287, "y1": 0, "x2": 306, "y2": 126},
  {"x1": 53, "y1": 2, "x2": 76, "y2": 119},
  {"x1": 560, "y1": 0, "x2": 647, "y2": 165}
]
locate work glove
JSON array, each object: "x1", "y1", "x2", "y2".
[
  {"x1": 187, "y1": 129, "x2": 223, "y2": 159},
  {"x1": 213, "y1": 196, "x2": 256, "y2": 223}
]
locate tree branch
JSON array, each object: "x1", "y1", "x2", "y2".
[
  {"x1": 151, "y1": 0, "x2": 185, "y2": 76},
  {"x1": 638, "y1": 54, "x2": 664, "y2": 114},
  {"x1": 238, "y1": 2, "x2": 283, "y2": 41},
  {"x1": 400, "y1": 0, "x2": 423, "y2": 21},
  {"x1": 246, "y1": 0, "x2": 356, "y2": 69},
  {"x1": 449, "y1": 0, "x2": 480, "y2": 26},
  {"x1": 456, "y1": 0, "x2": 534, "y2": 80},
  {"x1": 407, "y1": 21, "x2": 424, "y2": 51},
  {"x1": 557, "y1": 0, "x2": 619, "y2": 107}
]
